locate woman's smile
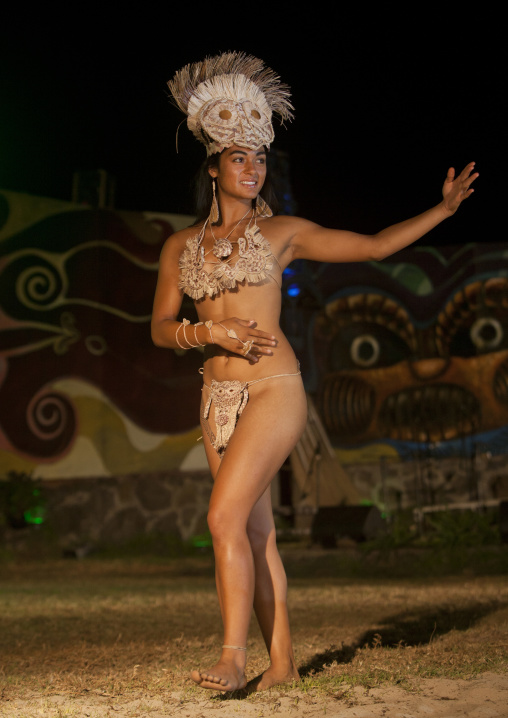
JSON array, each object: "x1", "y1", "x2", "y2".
[{"x1": 210, "y1": 146, "x2": 267, "y2": 200}]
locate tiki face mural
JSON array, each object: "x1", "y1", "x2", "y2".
[{"x1": 311, "y1": 246, "x2": 508, "y2": 459}]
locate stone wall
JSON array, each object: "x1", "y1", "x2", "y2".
[
  {"x1": 343, "y1": 453, "x2": 508, "y2": 512},
  {"x1": 37, "y1": 471, "x2": 213, "y2": 551},
  {"x1": 3, "y1": 453, "x2": 507, "y2": 553}
]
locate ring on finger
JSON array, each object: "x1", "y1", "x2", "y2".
[{"x1": 242, "y1": 340, "x2": 254, "y2": 355}]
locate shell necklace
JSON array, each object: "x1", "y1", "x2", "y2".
[{"x1": 210, "y1": 207, "x2": 252, "y2": 259}]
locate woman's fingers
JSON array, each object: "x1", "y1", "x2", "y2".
[
  {"x1": 251, "y1": 334, "x2": 277, "y2": 346},
  {"x1": 460, "y1": 161, "x2": 476, "y2": 177},
  {"x1": 246, "y1": 326, "x2": 277, "y2": 342},
  {"x1": 231, "y1": 319, "x2": 277, "y2": 345},
  {"x1": 218, "y1": 318, "x2": 278, "y2": 359},
  {"x1": 442, "y1": 162, "x2": 479, "y2": 212}
]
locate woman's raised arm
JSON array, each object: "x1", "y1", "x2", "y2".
[{"x1": 290, "y1": 162, "x2": 479, "y2": 264}]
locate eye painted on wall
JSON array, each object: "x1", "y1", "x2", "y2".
[
  {"x1": 350, "y1": 335, "x2": 380, "y2": 367},
  {"x1": 328, "y1": 324, "x2": 413, "y2": 371},
  {"x1": 450, "y1": 316, "x2": 508, "y2": 357},
  {"x1": 470, "y1": 317, "x2": 503, "y2": 351}
]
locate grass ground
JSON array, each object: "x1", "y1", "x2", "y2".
[{"x1": 0, "y1": 535, "x2": 507, "y2": 714}]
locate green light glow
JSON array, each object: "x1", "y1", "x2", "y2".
[{"x1": 24, "y1": 507, "x2": 46, "y2": 525}]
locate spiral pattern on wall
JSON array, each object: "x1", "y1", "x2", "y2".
[
  {"x1": 16, "y1": 259, "x2": 65, "y2": 310},
  {"x1": 26, "y1": 391, "x2": 74, "y2": 442}
]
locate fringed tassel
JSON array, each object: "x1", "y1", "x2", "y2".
[{"x1": 210, "y1": 179, "x2": 219, "y2": 223}]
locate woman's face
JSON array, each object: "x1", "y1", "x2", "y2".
[{"x1": 209, "y1": 145, "x2": 267, "y2": 202}]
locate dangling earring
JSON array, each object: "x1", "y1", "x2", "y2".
[
  {"x1": 255, "y1": 194, "x2": 273, "y2": 218},
  {"x1": 210, "y1": 179, "x2": 219, "y2": 224}
]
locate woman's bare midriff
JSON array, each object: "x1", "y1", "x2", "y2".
[{"x1": 196, "y1": 280, "x2": 299, "y2": 385}]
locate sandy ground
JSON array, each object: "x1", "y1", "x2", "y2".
[{"x1": 2, "y1": 672, "x2": 507, "y2": 718}]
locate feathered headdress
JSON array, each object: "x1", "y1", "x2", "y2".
[{"x1": 167, "y1": 51, "x2": 294, "y2": 155}]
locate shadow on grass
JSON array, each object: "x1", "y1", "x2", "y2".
[
  {"x1": 297, "y1": 599, "x2": 505, "y2": 678},
  {"x1": 211, "y1": 598, "x2": 506, "y2": 701}
]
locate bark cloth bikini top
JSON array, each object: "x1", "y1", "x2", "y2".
[{"x1": 178, "y1": 219, "x2": 282, "y2": 301}]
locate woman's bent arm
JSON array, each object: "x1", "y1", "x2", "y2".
[
  {"x1": 151, "y1": 235, "x2": 189, "y2": 348},
  {"x1": 150, "y1": 233, "x2": 278, "y2": 359}
]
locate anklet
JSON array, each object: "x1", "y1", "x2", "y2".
[{"x1": 222, "y1": 645, "x2": 247, "y2": 651}]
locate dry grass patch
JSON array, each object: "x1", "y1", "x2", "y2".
[{"x1": 0, "y1": 545, "x2": 507, "y2": 712}]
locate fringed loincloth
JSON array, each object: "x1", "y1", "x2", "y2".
[{"x1": 201, "y1": 366, "x2": 301, "y2": 457}]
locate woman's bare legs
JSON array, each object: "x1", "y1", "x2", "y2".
[
  {"x1": 246, "y1": 488, "x2": 300, "y2": 691},
  {"x1": 190, "y1": 377, "x2": 306, "y2": 691}
]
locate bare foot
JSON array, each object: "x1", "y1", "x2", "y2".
[
  {"x1": 190, "y1": 660, "x2": 247, "y2": 692},
  {"x1": 245, "y1": 664, "x2": 300, "y2": 693}
]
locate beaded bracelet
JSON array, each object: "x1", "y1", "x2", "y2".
[
  {"x1": 175, "y1": 321, "x2": 187, "y2": 349},
  {"x1": 182, "y1": 319, "x2": 199, "y2": 348},
  {"x1": 176, "y1": 319, "x2": 213, "y2": 349},
  {"x1": 205, "y1": 320, "x2": 214, "y2": 344},
  {"x1": 176, "y1": 318, "x2": 197, "y2": 349},
  {"x1": 217, "y1": 322, "x2": 241, "y2": 342},
  {"x1": 193, "y1": 322, "x2": 206, "y2": 347}
]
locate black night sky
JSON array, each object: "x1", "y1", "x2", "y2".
[{"x1": 1, "y1": 13, "x2": 502, "y2": 247}]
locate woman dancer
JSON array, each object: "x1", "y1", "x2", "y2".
[{"x1": 151, "y1": 52, "x2": 478, "y2": 693}]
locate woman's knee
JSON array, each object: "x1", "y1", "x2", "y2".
[
  {"x1": 207, "y1": 505, "x2": 274, "y2": 549},
  {"x1": 207, "y1": 505, "x2": 245, "y2": 543}
]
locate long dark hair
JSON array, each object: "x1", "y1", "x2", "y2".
[{"x1": 192, "y1": 149, "x2": 279, "y2": 225}]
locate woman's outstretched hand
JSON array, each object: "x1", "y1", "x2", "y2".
[
  {"x1": 213, "y1": 318, "x2": 277, "y2": 363},
  {"x1": 442, "y1": 162, "x2": 479, "y2": 214}
]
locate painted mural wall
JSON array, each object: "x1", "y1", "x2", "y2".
[
  {"x1": 283, "y1": 244, "x2": 508, "y2": 465},
  {"x1": 1, "y1": 188, "x2": 507, "y2": 483},
  {"x1": 0, "y1": 189, "x2": 205, "y2": 481}
]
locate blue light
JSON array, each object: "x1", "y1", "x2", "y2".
[
  {"x1": 287, "y1": 284, "x2": 301, "y2": 297},
  {"x1": 283, "y1": 267, "x2": 296, "y2": 277}
]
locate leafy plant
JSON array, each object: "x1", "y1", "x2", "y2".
[
  {"x1": 361, "y1": 508, "x2": 419, "y2": 553},
  {"x1": 424, "y1": 508, "x2": 500, "y2": 548},
  {"x1": 0, "y1": 470, "x2": 46, "y2": 529}
]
